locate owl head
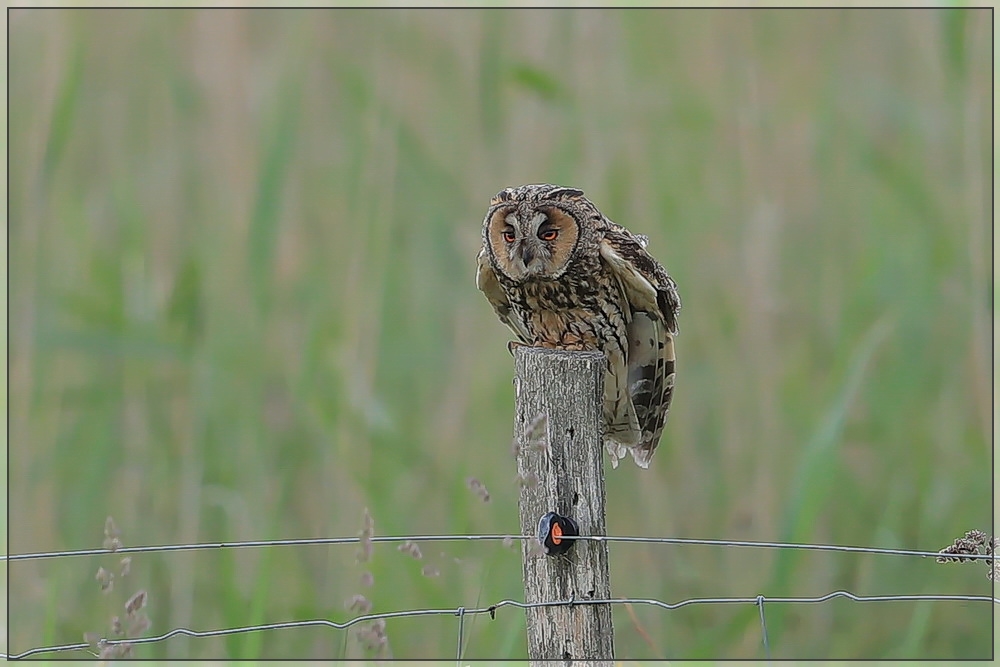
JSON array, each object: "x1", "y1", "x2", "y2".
[{"x1": 482, "y1": 184, "x2": 599, "y2": 282}]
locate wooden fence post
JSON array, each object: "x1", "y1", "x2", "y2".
[{"x1": 513, "y1": 346, "x2": 615, "y2": 666}]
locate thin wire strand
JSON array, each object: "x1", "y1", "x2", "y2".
[
  {"x1": 455, "y1": 606, "x2": 466, "y2": 666},
  {"x1": 6, "y1": 534, "x2": 993, "y2": 658},
  {"x1": 4, "y1": 591, "x2": 995, "y2": 660},
  {"x1": 5, "y1": 533, "x2": 996, "y2": 562},
  {"x1": 756, "y1": 594, "x2": 771, "y2": 662}
]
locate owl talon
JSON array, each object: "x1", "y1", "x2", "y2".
[{"x1": 507, "y1": 340, "x2": 525, "y2": 356}]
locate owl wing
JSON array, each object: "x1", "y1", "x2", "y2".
[
  {"x1": 598, "y1": 226, "x2": 680, "y2": 468},
  {"x1": 476, "y1": 247, "x2": 532, "y2": 343}
]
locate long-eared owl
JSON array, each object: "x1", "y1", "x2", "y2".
[{"x1": 476, "y1": 184, "x2": 681, "y2": 468}]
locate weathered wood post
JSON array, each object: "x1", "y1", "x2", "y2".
[{"x1": 513, "y1": 346, "x2": 615, "y2": 666}]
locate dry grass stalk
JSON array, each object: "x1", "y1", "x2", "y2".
[
  {"x1": 346, "y1": 508, "x2": 392, "y2": 659},
  {"x1": 85, "y1": 517, "x2": 151, "y2": 660}
]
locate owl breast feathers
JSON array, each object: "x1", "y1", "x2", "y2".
[{"x1": 476, "y1": 184, "x2": 680, "y2": 468}]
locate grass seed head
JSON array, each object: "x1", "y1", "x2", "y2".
[
  {"x1": 516, "y1": 472, "x2": 539, "y2": 489},
  {"x1": 937, "y1": 529, "x2": 997, "y2": 579},
  {"x1": 466, "y1": 476, "x2": 490, "y2": 502},
  {"x1": 397, "y1": 540, "x2": 422, "y2": 559},
  {"x1": 524, "y1": 412, "x2": 547, "y2": 442},
  {"x1": 96, "y1": 567, "x2": 114, "y2": 594},
  {"x1": 345, "y1": 593, "x2": 372, "y2": 614},
  {"x1": 357, "y1": 507, "x2": 375, "y2": 563},
  {"x1": 125, "y1": 590, "x2": 147, "y2": 617},
  {"x1": 103, "y1": 516, "x2": 122, "y2": 552}
]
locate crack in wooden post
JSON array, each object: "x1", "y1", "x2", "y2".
[{"x1": 513, "y1": 346, "x2": 615, "y2": 666}]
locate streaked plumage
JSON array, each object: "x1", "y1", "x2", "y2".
[{"x1": 476, "y1": 184, "x2": 680, "y2": 468}]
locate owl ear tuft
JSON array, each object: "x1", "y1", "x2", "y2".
[
  {"x1": 491, "y1": 188, "x2": 516, "y2": 206},
  {"x1": 547, "y1": 186, "x2": 585, "y2": 200}
]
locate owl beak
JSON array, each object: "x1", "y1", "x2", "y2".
[{"x1": 520, "y1": 245, "x2": 536, "y2": 266}]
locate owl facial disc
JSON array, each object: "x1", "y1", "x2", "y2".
[{"x1": 506, "y1": 212, "x2": 551, "y2": 277}]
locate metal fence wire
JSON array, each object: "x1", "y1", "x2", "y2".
[{"x1": 4, "y1": 533, "x2": 997, "y2": 660}]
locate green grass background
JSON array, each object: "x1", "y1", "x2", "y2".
[{"x1": 8, "y1": 7, "x2": 992, "y2": 660}]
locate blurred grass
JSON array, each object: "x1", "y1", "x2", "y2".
[{"x1": 8, "y1": 7, "x2": 992, "y2": 660}]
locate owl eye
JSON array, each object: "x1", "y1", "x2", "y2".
[
  {"x1": 538, "y1": 228, "x2": 558, "y2": 242},
  {"x1": 502, "y1": 228, "x2": 516, "y2": 243}
]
